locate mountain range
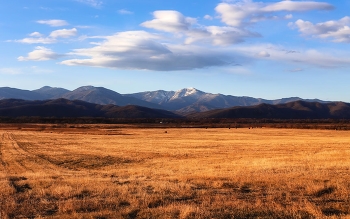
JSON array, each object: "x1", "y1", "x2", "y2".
[{"x1": 0, "y1": 86, "x2": 331, "y2": 114}]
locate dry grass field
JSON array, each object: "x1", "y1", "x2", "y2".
[{"x1": 1, "y1": 124, "x2": 350, "y2": 218}]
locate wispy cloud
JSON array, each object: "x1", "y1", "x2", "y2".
[
  {"x1": 0, "y1": 66, "x2": 53, "y2": 74},
  {"x1": 75, "y1": 0, "x2": 103, "y2": 8},
  {"x1": 256, "y1": 51, "x2": 270, "y2": 58},
  {"x1": 291, "y1": 16, "x2": 350, "y2": 43},
  {"x1": 0, "y1": 68, "x2": 23, "y2": 75},
  {"x1": 18, "y1": 46, "x2": 64, "y2": 61},
  {"x1": 204, "y1": 15, "x2": 213, "y2": 20},
  {"x1": 49, "y1": 28, "x2": 78, "y2": 38},
  {"x1": 37, "y1": 19, "x2": 69, "y2": 27},
  {"x1": 29, "y1": 32, "x2": 43, "y2": 37},
  {"x1": 14, "y1": 28, "x2": 78, "y2": 44},
  {"x1": 288, "y1": 68, "x2": 304, "y2": 72},
  {"x1": 76, "y1": 25, "x2": 93, "y2": 29},
  {"x1": 234, "y1": 44, "x2": 350, "y2": 68},
  {"x1": 118, "y1": 9, "x2": 133, "y2": 15},
  {"x1": 15, "y1": 36, "x2": 56, "y2": 44}
]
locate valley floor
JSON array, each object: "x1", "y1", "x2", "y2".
[{"x1": 0, "y1": 125, "x2": 350, "y2": 218}]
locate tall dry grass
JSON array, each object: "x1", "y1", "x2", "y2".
[{"x1": 0, "y1": 125, "x2": 350, "y2": 218}]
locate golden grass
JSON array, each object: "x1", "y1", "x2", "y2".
[{"x1": 1, "y1": 125, "x2": 350, "y2": 218}]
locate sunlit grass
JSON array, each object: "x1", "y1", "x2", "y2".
[{"x1": 1, "y1": 125, "x2": 350, "y2": 218}]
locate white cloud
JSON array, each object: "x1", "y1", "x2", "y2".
[
  {"x1": 257, "y1": 51, "x2": 270, "y2": 57},
  {"x1": 118, "y1": 9, "x2": 133, "y2": 15},
  {"x1": 141, "y1": 10, "x2": 195, "y2": 33},
  {"x1": 15, "y1": 37, "x2": 57, "y2": 44},
  {"x1": 37, "y1": 19, "x2": 69, "y2": 27},
  {"x1": 204, "y1": 15, "x2": 213, "y2": 20},
  {"x1": 215, "y1": 2, "x2": 261, "y2": 27},
  {"x1": 18, "y1": 46, "x2": 63, "y2": 61},
  {"x1": 29, "y1": 32, "x2": 43, "y2": 37},
  {"x1": 75, "y1": 0, "x2": 103, "y2": 8},
  {"x1": 141, "y1": 10, "x2": 259, "y2": 46},
  {"x1": 136, "y1": 1, "x2": 331, "y2": 47},
  {"x1": 15, "y1": 28, "x2": 78, "y2": 44},
  {"x1": 216, "y1": 1, "x2": 333, "y2": 27},
  {"x1": 49, "y1": 28, "x2": 78, "y2": 38},
  {"x1": 293, "y1": 17, "x2": 350, "y2": 43},
  {"x1": 285, "y1": 14, "x2": 293, "y2": 19},
  {"x1": 60, "y1": 31, "x2": 239, "y2": 71},
  {"x1": 205, "y1": 26, "x2": 260, "y2": 45}
]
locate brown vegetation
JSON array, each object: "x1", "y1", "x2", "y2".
[{"x1": 1, "y1": 125, "x2": 350, "y2": 218}]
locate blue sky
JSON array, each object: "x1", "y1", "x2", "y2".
[{"x1": 1, "y1": 0, "x2": 350, "y2": 101}]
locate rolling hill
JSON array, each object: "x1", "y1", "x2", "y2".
[
  {"x1": 188, "y1": 101, "x2": 350, "y2": 119},
  {"x1": 0, "y1": 99, "x2": 181, "y2": 118}
]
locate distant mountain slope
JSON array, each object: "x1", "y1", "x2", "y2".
[
  {"x1": 126, "y1": 88, "x2": 331, "y2": 113},
  {"x1": 125, "y1": 90, "x2": 175, "y2": 104},
  {"x1": 0, "y1": 99, "x2": 181, "y2": 118},
  {"x1": 58, "y1": 86, "x2": 164, "y2": 109},
  {"x1": 188, "y1": 101, "x2": 350, "y2": 119},
  {"x1": 0, "y1": 87, "x2": 45, "y2": 100},
  {"x1": 32, "y1": 86, "x2": 70, "y2": 99}
]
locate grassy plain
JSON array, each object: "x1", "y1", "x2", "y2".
[{"x1": 1, "y1": 124, "x2": 350, "y2": 218}]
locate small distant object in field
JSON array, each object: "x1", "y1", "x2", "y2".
[{"x1": 164, "y1": 131, "x2": 167, "y2": 133}]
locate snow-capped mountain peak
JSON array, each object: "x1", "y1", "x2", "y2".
[
  {"x1": 74, "y1": 86, "x2": 96, "y2": 92},
  {"x1": 170, "y1": 87, "x2": 204, "y2": 100}
]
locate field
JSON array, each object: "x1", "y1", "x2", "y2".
[{"x1": 1, "y1": 124, "x2": 350, "y2": 218}]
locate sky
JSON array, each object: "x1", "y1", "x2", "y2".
[{"x1": 1, "y1": 0, "x2": 350, "y2": 101}]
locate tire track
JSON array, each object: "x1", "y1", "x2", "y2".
[
  {"x1": 0, "y1": 131, "x2": 70, "y2": 175},
  {"x1": 0, "y1": 133, "x2": 9, "y2": 171}
]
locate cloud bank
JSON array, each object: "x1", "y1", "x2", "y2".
[{"x1": 60, "y1": 31, "x2": 238, "y2": 70}]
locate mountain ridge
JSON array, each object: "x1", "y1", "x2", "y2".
[
  {"x1": 0, "y1": 98, "x2": 350, "y2": 120},
  {"x1": 0, "y1": 86, "x2": 335, "y2": 113}
]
